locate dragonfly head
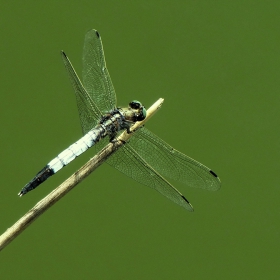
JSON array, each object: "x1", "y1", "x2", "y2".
[{"x1": 129, "y1": 100, "x2": 147, "y2": 121}]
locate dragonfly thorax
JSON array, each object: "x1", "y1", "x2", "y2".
[
  {"x1": 98, "y1": 102, "x2": 146, "y2": 142},
  {"x1": 121, "y1": 100, "x2": 147, "y2": 123}
]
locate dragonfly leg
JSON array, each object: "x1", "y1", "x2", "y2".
[
  {"x1": 111, "y1": 138, "x2": 126, "y2": 145},
  {"x1": 108, "y1": 131, "x2": 117, "y2": 142}
]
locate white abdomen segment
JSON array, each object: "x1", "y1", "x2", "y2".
[{"x1": 48, "y1": 127, "x2": 104, "y2": 173}]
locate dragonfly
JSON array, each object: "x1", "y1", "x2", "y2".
[{"x1": 18, "y1": 29, "x2": 221, "y2": 211}]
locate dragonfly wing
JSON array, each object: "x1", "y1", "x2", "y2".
[
  {"x1": 106, "y1": 144, "x2": 194, "y2": 211},
  {"x1": 83, "y1": 29, "x2": 117, "y2": 114},
  {"x1": 61, "y1": 51, "x2": 102, "y2": 135},
  {"x1": 128, "y1": 127, "x2": 221, "y2": 191}
]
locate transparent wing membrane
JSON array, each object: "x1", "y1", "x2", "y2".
[
  {"x1": 106, "y1": 144, "x2": 194, "y2": 211},
  {"x1": 83, "y1": 29, "x2": 117, "y2": 115},
  {"x1": 61, "y1": 51, "x2": 102, "y2": 135},
  {"x1": 128, "y1": 128, "x2": 221, "y2": 191}
]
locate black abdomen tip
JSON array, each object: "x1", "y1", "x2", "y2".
[{"x1": 95, "y1": 30, "x2": 100, "y2": 38}]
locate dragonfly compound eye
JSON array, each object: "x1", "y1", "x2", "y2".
[
  {"x1": 136, "y1": 106, "x2": 147, "y2": 121},
  {"x1": 129, "y1": 100, "x2": 142, "y2": 109}
]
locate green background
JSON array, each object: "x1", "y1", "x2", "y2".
[{"x1": 1, "y1": 1, "x2": 279, "y2": 279}]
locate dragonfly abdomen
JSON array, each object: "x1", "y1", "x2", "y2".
[
  {"x1": 48, "y1": 126, "x2": 106, "y2": 173},
  {"x1": 18, "y1": 125, "x2": 106, "y2": 196}
]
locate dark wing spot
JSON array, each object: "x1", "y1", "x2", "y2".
[
  {"x1": 95, "y1": 30, "x2": 100, "y2": 38},
  {"x1": 182, "y1": 195, "x2": 190, "y2": 203},
  {"x1": 61, "y1": 51, "x2": 67, "y2": 58},
  {"x1": 209, "y1": 170, "x2": 218, "y2": 177}
]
